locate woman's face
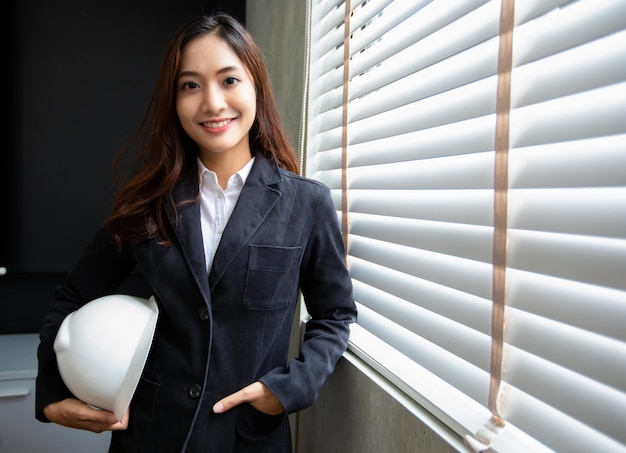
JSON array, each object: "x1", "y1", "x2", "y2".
[{"x1": 176, "y1": 32, "x2": 256, "y2": 161}]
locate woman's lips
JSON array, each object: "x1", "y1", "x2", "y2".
[{"x1": 202, "y1": 118, "x2": 233, "y2": 132}]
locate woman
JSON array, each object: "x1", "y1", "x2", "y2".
[{"x1": 36, "y1": 12, "x2": 356, "y2": 452}]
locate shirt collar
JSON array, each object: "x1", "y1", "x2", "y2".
[{"x1": 197, "y1": 156, "x2": 255, "y2": 188}]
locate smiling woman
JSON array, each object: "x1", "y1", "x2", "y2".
[
  {"x1": 35, "y1": 12, "x2": 356, "y2": 453},
  {"x1": 176, "y1": 33, "x2": 257, "y2": 176}
]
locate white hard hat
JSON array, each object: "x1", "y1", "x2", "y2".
[{"x1": 54, "y1": 294, "x2": 159, "y2": 421}]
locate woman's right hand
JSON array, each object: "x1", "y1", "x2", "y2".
[{"x1": 43, "y1": 398, "x2": 129, "y2": 433}]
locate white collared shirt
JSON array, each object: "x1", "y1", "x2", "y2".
[{"x1": 197, "y1": 157, "x2": 255, "y2": 273}]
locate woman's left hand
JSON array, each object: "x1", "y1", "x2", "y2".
[{"x1": 212, "y1": 381, "x2": 285, "y2": 415}]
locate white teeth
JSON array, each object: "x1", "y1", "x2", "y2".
[{"x1": 205, "y1": 119, "x2": 230, "y2": 128}]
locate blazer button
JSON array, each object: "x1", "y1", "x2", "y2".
[
  {"x1": 198, "y1": 307, "x2": 209, "y2": 321},
  {"x1": 188, "y1": 383, "x2": 202, "y2": 399}
]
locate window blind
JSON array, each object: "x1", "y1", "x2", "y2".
[{"x1": 305, "y1": 0, "x2": 626, "y2": 451}]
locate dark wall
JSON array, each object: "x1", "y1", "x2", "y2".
[{"x1": 1, "y1": 0, "x2": 245, "y2": 334}]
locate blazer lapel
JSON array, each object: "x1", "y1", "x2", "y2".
[
  {"x1": 166, "y1": 173, "x2": 211, "y2": 302},
  {"x1": 209, "y1": 155, "x2": 282, "y2": 289}
]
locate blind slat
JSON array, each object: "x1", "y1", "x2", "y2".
[
  {"x1": 349, "y1": 189, "x2": 493, "y2": 225},
  {"x1": 354, "y1": 301, "x2": 490, "y2": 405},
  {"x1": 509, "y1": 135, "x2": 626, "y2": 189},
  {"x1": 510, "y1": 83, "x2": 626, "y2": 148},
  {"x1": 350, "y1": 78, "x2": 498, "y2": 143},
  {"x1": 348, "y1": 116, "x2": 495, "y2": 166},
  {"x1": 513, "y1": 0, "x2": 626, "y2": 66},
  {"x1": 349, "y1": 235, "x2": 492, "y2": 299},
  {"x1": 350, "y1": 36, "x2": 498, "y2": 111},
  {"x1": 351, "y1": 256, "x2": 492, "y2": 333},
  {"x1": 507, "y1": 229, "x2": 626, "y2": 290},
  {"x1": 349, "y1": 213, "x2": 493, "y2": 263},
  {"x1": 348, "y1": 0, "x2": 395, "y2": 36},
  {"x1": 349, "y1": 0, "x2": 493, "y2": 78},
  {"x1": 502, "y1": 344, "x2": 626, "y2": 446},
  {"x1": 511, "y1": 30, "x2": 626, "y2": 107},
  {"x1": 498, "y1": 379, "x2": 626, "y2": 452},
  {"x1": 505, "y1": 308, "x2": 626, "y2": 391},
  {"x1": 508, "y1": 187, "x2": 626, "y2": 237},
  {"x1": 507, "y1": 268, "x2": 626, "y2": 341},
  {"x1": 348, "y1": 152, "x2": 494, "y2": 190}
]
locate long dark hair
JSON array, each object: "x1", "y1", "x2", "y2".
[{"x1": 105, "y1": 12, "x2": 298, "y2": 250}]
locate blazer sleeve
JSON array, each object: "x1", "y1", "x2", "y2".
[
  {"x1": 35, "y1": 227, "x2": 137, "y2": 422},
  {"x1": 259, "y1": 183, "x2": 357, "y2": 413}
]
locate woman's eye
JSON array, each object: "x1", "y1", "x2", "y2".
[
  {"x1": 182, "y1": 81, "x2": 199, "y2": 90},
  {"x1": 224, "y1": 77, "x2": 238, "y2": 86}
]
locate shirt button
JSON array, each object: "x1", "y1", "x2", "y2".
[
  {"x1": 198, "y1": 307, "x2": 209, "y2": 320},
  {"x1": 188, "y1": 383, "x2": 202, "y2": 399}
]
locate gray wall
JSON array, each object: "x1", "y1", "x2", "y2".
[
  {"x1": 246, "y1": 2, "x2": 464, "y2": 451},
  {"x1": 296, "y1": 358, "x2": 462, "y2": 453},
  {"x1": 246, "y1": 0, "x2": 307, "y2": 159}
]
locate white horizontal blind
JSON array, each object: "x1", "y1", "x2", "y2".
[
  {"x1": 501, "y1": 0, "x2": 626, "y2": 451},
  {"x1": 305, "y1": 0, "x2": 626, "y2": 451}
]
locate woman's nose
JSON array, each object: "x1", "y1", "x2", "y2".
[{"x1": 202, "y1": 86, "x2": 227, "y2": 112}]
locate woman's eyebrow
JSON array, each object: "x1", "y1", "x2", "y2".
[
  {"x1": 178, "y1": 70, "x2": 200, "y2": 79},
  {"x1": 178, "y1": 66, "x2": 243, "y2": 79},
  {"x1": 216, "y1": 65, "x2": 243, "y2": 75}
]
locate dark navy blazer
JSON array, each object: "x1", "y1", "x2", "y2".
[{"x1": 36, "y1": 153, "x2": 357, "y2": 452}]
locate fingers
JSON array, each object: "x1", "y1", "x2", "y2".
[
  {"x1": 112, "y1": 407, "x2": 131, "y2": 431},
  {"x1": 213, "y1": 383, "x2": 258, "y2": 413},
  {"x1": 213, "y1": 382, "x2": 285, "y2": 415},
  {"x1": 43, "y1": 398, "x2": 129, "y2": 433}
]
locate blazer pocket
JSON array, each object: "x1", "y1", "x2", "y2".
[
  {"x1": 244, "y1": 245, "x2": 301, "y2": 310},
  {"x1": 234, "y1": 404, "x2": 287, "y2": 450}
]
